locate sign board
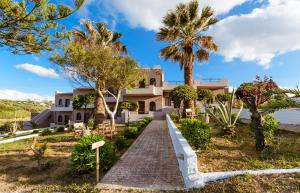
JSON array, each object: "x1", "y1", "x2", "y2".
[{"x1": 92, "y1": 140, "x2": 105, "y2": 150}]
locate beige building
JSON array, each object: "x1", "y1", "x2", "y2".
[{"x1": 27, "y1": 66, "x2": 229, "y2": 128}]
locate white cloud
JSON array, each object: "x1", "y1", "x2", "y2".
[
  {"x1": 209, "y1": 0, "x2": 300, "y2": 68},
  {"x1": 16, "y1": 63, "x2": 59, "y2": 79},
  {"x1": 80, "y1": 0, "x2": 251, "y2": 31},
  {"x1": 0, "y1": 89, "x2": 53, "y2": 101}
]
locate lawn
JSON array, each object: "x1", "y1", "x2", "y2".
[
  {"x1": 0, "y1": 124, "x2": 135, "y2": 193},
  {"x1": 197, "y1": 122, "x2": 300, "y2": 172}
]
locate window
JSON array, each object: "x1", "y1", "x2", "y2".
[
  {"x1": 149, "y1": 101, "x2": 156, "y2": 111},
  {"x1": 65, "y1": 99, "x2": 70, "y2": 107},
  {"x1": 58, "y1": 115, "x2": 63, "y2": 123},
  {"x1": 165, "y1": 97, "x2": 171, "y2": 106},
  {"x1": 76, "y1": 112, "x2": 82, "y2": 121},
  {"x1": 139, "y1": 79, "x2": 146, "y2": 88},
  {"x1": 150, "y1": 78, "x2": 156, "y2": 86},
  {"x1": 58, "y1": 99, "x2": 63, "y2": 106}
]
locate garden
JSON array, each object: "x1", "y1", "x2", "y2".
[
  {"x1": 0, "y1": 117, "x2": 152, "y2": 192},
  {"x1": 169, "y1": 78, "x2": 300, "y2": 174}
]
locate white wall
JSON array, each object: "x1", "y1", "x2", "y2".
[{"x1": 235, "y1": 108, "x2": 300, "y2": 125}]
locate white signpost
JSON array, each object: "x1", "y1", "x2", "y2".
[{"x1": 92, "y1": 140, "x2": 105, "y2": 182}]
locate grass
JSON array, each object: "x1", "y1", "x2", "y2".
[
  {"x1": 197, "y1": 122, "x2": 300, "y2": 172},
  {"x1": 0, "y1": 99, "x2": 51, "y2": 120},
  {"x1": 0, "y1": 120, "x2": 150, "y2": 193}
]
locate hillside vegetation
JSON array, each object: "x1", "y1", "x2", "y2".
[{"x1": 0, "y1": 100, "x2": 52, "y2": 122}]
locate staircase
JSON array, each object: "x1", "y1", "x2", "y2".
[{"x1": 23, "y1": 109, "x2": 51, "y2": 130}]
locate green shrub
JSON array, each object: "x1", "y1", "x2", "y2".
[
  {"x1": 181, "y1": 119, "x2": 211, "y2": 150},
  {"x1": 40, "y1": 128, "x2": 52, "y2": 136},
  {"x1": 87, "y1": 118, "x2": 94, "y2": 129},
  {"x1": 115, "y1": 135, "x2": 127, "y2": 150},
  {"x1": 55, "y1": 126, "x2": 65, "y2": 133},
  {"x1": 263, "y1": 115, "x2": 279, "y2": 145},
  {"x1": 32, "y1": 130, "x2": 39, "y2": 134},
  {"x1": 123, "y1": 127, "x2": 139, "y2": 139},
  {"x1": 143, "y1": 117, "x2": 152, "y2": 124},
  {"x1": 71, "y1": 135, "x2": 118, "y2": 173},
  {"x1": 169, "y1": 111, "x2": 180, "y2": 123}
]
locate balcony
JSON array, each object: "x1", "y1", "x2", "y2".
[
  {"x1": 163, "y1": 79, "x2": 228, "y2": 90},
  {"x1": 51, "y1": 104, "x2": 73, "y2": 112},
  {"x1": 124, "y1": 85, "x2": 162, "y2": 96}
]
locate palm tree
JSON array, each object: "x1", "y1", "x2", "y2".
[
  {"x1": 156, "y1": 0, "x2": 218, "y2": 109},
  {"x1": 72, "y1": 20, "x2": 127, "y2": 128}
]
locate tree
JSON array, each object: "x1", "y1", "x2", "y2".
[
  {"x1": 0, "y1": 0, "x2": 85, "y2": 54},
  {"x1": 157, "y1": 0, "x2": 218, "y2": 109},
  {"x1": 120, "y1": 101, "x2": 138, "y2": 125},
  {"x1": 72, "y1": 92, "x2": 96, "y2": 135},
  {"x1": 197, "y1": 89, "x2": 214, "y2": 104},
  {"x1": 236, "y1": 76, "x2": 279, "y2": 151},
  {"x1": 72, "y1": 92, "x2": 96, "y2": 122},
  {"x1": 216, "y1": 93, "x2": 231, "y2": 103},
  {"x1": 52, "y1": 41, "x2": 141, "y2": 137},
  {"x1": 72, "y1": 20, "x2": 127, "y2": 129},
  {"x1": 170, "y1": 85, "x2": 197, "y2": 118}
]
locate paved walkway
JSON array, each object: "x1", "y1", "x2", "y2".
[{"x1": 96, "y1": 120, "x2": 184, "y2": 190}]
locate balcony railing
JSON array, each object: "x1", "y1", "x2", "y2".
[
  {"x1": 125, "y1": 85, "x2": 162, "y2": 96},
  {"x1": 164, "y1": 79, "x2": 228, "y2": 89}
]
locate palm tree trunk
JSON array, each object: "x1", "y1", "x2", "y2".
[{"x1": 183, "y1": 56, "x2": 194, "y2": 113}]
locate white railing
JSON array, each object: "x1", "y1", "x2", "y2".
[
  {"x1": 166, "y1": 114, "x2": 204, "y2": 188},
  {"x1": 125, "y1": 85, "x2": 162, "y2": 95}
]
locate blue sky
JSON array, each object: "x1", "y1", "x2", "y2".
[{"x1": 0, "y1": 0, "x2": 300, "y2": 101}]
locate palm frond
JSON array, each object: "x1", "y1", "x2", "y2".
[{"x1": 196, "y1": 49, "x2": 209, "y2": 62}]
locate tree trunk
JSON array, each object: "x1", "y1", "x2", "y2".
[
  {"x1": 109, "y1": 113, "x2": 116, "y2": 139},
  {"x1": 94, "y1": 81, "x2": 106, "y2": 129},
  {"x1": 183, "y1": 55, "x2": 194, "y2": 112},
  {"x1": 251, "y1": 111, "x2": 265, "y2": 151}
]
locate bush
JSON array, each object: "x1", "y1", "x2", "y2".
[
  {"x1": 71, "y1": 135, "x2": 118, "y2": 173},
  {"x1": 115, "y1": 135, "x2": 127, "y2": 150},
  {"x1": 263, "y1": 115, "x2": 279, "y2": 145},
  {"x1": 143, "y1": 117, "x2": 152, "y2": 124},
  {"x1": 181, "y1": 119, "x2": 211, "y2": 150},
  {"x1": 123, "y1": 127, "x2": 139, "y2": 139},
  {"x1": 87, "y1": 118, "x2": 94, "y2": 129},
  {"x1": 40, "y1": 128, "x2": 52, "y2": 136},
  {"x1": 169, "y1": 111, "x2": 180, "y2": 123},
  {"x1": 56, "y1": 126, "x2": 65, "y2": 133}
]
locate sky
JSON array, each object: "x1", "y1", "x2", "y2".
[{"x1": 0, "y1": 0, "x2": 300, "y2": 101}]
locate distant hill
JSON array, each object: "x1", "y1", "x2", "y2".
[{"x1": 0, "y1": 100, "x2": 52, "y2": 120}]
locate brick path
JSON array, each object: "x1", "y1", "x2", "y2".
[{"x1": 96, "y1": 120, "x2": 184, "y2": 190}]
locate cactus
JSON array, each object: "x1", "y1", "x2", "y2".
[{"x1": 206, "y1": 89, "x2": 243, "y2": 137}]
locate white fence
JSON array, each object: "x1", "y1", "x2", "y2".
[
  {"x1": 166, "y1": 114, "x2": 204, "y2": 188},
  {"x1": 0, "y1": 134, "x2": 38, "y2": 144},
  {"x1": 166, "y1": 114, "x2": 300, "y2": 189}
]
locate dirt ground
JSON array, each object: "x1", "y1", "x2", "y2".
[{"x1": 198, "y1": 123, "x2": 300, "y2": 172}]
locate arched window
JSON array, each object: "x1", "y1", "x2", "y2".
[
  {"x1": 76, "y1": 112, "x2": 82, "y2": 121},
  {"x1": 139, "y1": 79, "x2": 146, "y2": 88},
  {"x1": 58, "y1": 115, "x2": 63, "y2": 123},
  {"x1": 58, "y1": 99, "x2": 63, "y2": 106},
  {"x1": 149, "y1": 101, "x2": 156, "y2": 111},
  {"x1": 150, "y1": 78, "x2": 156, "y2": 86}
]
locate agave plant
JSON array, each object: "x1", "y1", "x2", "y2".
[{"x1": 206, "y1": 89, "x2": 243, "y2": 137}]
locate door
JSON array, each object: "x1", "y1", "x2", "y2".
[
  {"x1": 138, "y1": 101, "x2": 145, "y2": 114},
  {"x1": 64, "y1": 115, "x2": 70, "y2": 125}
]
